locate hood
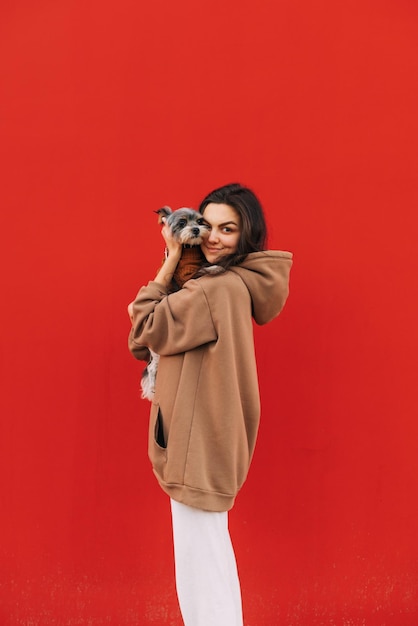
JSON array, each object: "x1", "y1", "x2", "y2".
[{"x1": 230, "y1": 250, "x2": 293, "y2": 325}]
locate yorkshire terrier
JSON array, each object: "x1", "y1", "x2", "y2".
[
  {"x1": 155, "y1": 206, "x2": 210, "y2": 291},
  {"x1": 141, "y1": 206, "x2": 211, "y2": 401}
]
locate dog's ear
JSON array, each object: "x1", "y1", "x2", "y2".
[{"x1": 155, "y1": 206, "x2": 172, "y2": 224}]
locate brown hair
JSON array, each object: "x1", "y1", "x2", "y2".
[{"x1": 198, "y1": 183, "x2": 268, "y2": 269}]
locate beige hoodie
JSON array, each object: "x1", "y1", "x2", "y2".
[{"x1": 129, "y1": 250, "x2": 293, "y2": 511}]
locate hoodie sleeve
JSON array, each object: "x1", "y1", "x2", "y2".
[{"x1": 128, "y1": 280, "x2": 217, "y2": 358}]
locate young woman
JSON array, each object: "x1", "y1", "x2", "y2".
[{"x1": 128, "y1": 183, "x2": 293, "y2": 626}]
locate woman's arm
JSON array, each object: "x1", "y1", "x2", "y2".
[
  {"x1": 128, "y1": 219, "x2": 217, "y2": 358},
  {"x1": 128, "y1": 278, "x2": 217, "y2": 357},
  {"x1": 127, "y1": 219, "x2": 182, "y2": 323}
]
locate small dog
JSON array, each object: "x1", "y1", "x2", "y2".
[
  {"x1": 141, "y1": 206, "x2": 211, "y2": 401},
  {"x1": 155, "y1": 206, "x2": 210, "y2": 291}
]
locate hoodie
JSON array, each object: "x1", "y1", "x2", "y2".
[{"x1": 128, "y1": 250, "x2": 293, "y2": 511}]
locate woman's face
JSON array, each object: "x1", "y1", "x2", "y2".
[{"x1": 200, "y1": 203, "x2": 241, "y2": 264}]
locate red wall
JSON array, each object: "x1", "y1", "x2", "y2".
[{"x1": 1, "y1": 1, "x2": 418, "y2": 624}]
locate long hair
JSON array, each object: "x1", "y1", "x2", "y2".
[{"x1": 198, "y1": 183, "x2": 268, "y2": 270}]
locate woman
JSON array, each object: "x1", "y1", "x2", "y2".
[{"x1": 128, "y1": 183, "x2": 293, "y2": 626}]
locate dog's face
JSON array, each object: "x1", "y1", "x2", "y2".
[{"x1": 156, "y1": 206, "x2": 210, "y2": 245}]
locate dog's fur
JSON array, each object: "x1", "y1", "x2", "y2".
[{"x1": 141, "y1": 206, "x2": 212, "y2": 401}]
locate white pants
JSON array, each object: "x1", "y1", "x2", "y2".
[{"x1": 170, "y1": 499, "x2": 244, "y2": 626}]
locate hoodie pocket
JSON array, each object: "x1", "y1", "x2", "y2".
[
  {"x1": 154, "y1": 407, "x2": 166, "y2": 449},
  {"x1": 148, "y1": 402, "x2": 167, "y2": 480}
]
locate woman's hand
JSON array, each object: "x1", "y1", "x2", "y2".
[
  {"x1": 129, "y1": 221, "x2": 182, "y2": 318},
  {"x1": 153, "y1": 220, "x2": 182, "y2": 287},
  {"x1": 161, "y1": 220, "x2": 182, "y2": 261}
]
